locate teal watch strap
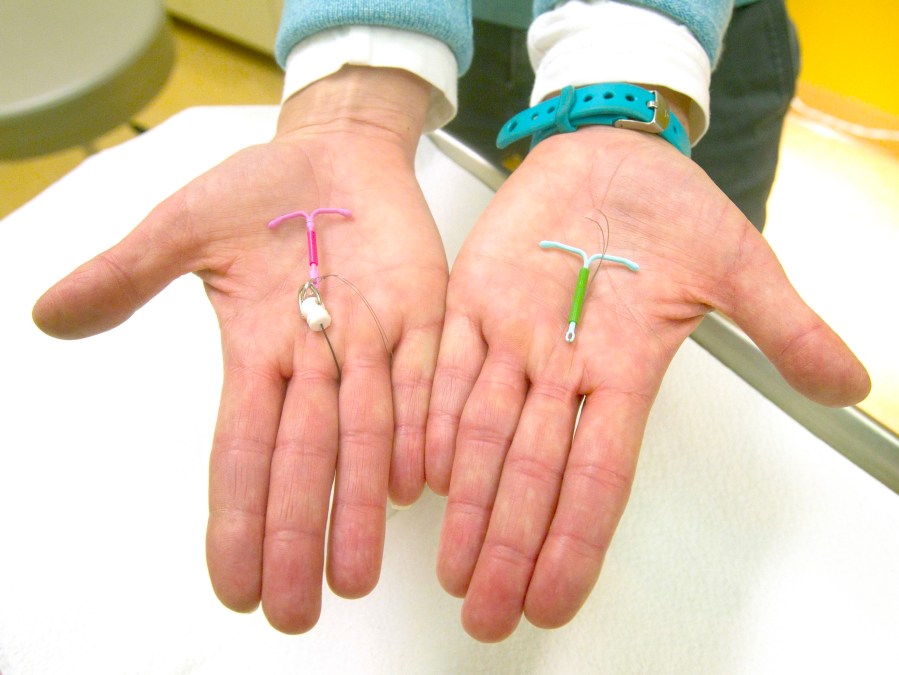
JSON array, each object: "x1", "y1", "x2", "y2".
[{"x1": 496, "y1": 83, "x2": 691, "y2": 157}]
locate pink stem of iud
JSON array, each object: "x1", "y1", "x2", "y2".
[
  {"x1": 267, "y1": 208, "x2": 352, "y2": 285},
  {"x1": 306, "y1": 219, "x2": 319, "y2": 284}
]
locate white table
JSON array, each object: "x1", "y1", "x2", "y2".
[{"x1": 1, "y1": 107, "x2": 897, "y2": 674}]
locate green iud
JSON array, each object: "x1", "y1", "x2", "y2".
[{"x1": 539, "y1": 241, "x2": 639, "y2": 343}]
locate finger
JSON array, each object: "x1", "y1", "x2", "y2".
[
  {"x1": 326, "y1": 346, "x2": 394, "y2": 598},
  {"x1": 425, "y1": 309, "x2": 488, "y2": 495},
  {"x1": 260, "y1": 345, "x2": 339, "y2": 634},
  {"x1": 436, "y1": 350, "x2": 528, "y2": 598},
  {"x1": 460, "y1": 375, "x2": 580, "y2": 643},
  {"x1": 388, "y1": 321, "x2": 442, "y2": 506},
  {"x1": 718, "y1": 228, "x2": 870, "y2": 406},
  {"x1": 32, "y1": 197, "x2": 197, "y2": 339},
  {"x1": 523, "y1": 389, "x2": 648, "y2": 629},
  {"x1": 206, "y1": 352, "x2": 285, "y2": 613}
]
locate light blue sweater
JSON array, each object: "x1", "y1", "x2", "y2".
[{"x1": 275, "y1": 1, "x2": 758, "y2": 75}]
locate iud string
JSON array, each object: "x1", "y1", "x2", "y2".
[
  {"x1": 268, "y1": 207, "x2": 390, "y2": 382},
  {"x1": 539, "y1": 239, "x2": 639, "y2": 343}
]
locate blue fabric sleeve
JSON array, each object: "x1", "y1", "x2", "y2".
[
  {"x1": 275, "y1": 0, "x2": 473, "y2": 74},
  {"x1": 532, "y1": 0, "x2": 735, "y2": 65}
]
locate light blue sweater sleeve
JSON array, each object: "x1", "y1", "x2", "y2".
[
  {"x1": 532, "y1": 0, "x2": 738, "y2": 65},
  {"x1": 275, "y1": 1, "x2": 473, "y2": 73},
  {"x1": 275, "y1": 1, "x2": 749, "y2": 75}
]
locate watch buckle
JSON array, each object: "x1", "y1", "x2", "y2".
[{"x1": 613, "y1": 90, "x2": 670, "y2": 135}]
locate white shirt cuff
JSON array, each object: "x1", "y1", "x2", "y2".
[
  {"x1": 282, "y1": 26, "x2": 458, "y2": 133},
  {"x1": 529, "y1": 0, "x2": 711, "y2": 144}
]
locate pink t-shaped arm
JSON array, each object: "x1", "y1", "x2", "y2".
[{"x1": 268, "y1": 208, "x2": 352, "y2": 285}]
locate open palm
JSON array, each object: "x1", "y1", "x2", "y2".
[
  {"x1": 33, "y1": 101, "x2": 448, "y2": 632},
  {"x1": 426, "y1": 126, "x2": 870, "y2": 641}
]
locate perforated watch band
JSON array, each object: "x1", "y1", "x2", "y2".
[{"x1": 496, "y1": 83, "x2": 691, "y2": 157}]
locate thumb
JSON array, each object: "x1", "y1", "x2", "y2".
[
  {"x1": 718, "y1": 229, "x2": 870, "y2": 408},
  {"x1": 33, "y1": 198, "x2": 196, "y2": 339}
]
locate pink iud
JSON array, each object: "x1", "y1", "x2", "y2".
[{"x1": 267, "y1": 208, "x2": 352, "y2": 285}]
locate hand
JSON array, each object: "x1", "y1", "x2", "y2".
[
  {"x1": 32, "y1": 67, "x2": 448, "y2": 633},
  {"x1": 425, "y1": 125, "x2": 870, "y2": 641}
]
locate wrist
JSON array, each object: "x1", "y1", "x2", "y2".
[
  {"x1": 497, "y1": 83, "x2": 691, "y2": 157},
  {"x1": 528, "y1": 0, "x2": 711, "y2": 143},
  {"x1": 639, "y1": 85, "x2": 691, "y2": 139},
  {"x1": 276, "y1": 65, "x2": 431, "y2": 156},
  {"x1": 281, "y1": 27, "x2": 459, "y2": 133}
]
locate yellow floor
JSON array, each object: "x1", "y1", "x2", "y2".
[{"x1": 2, "y1": 18, "x2": 897, "y2": 436}]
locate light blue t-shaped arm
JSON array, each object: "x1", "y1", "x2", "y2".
[{"x1": 539, "y1": 240, "x2": 639, "y2": 342}]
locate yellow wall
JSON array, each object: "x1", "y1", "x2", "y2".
[{"x1": 786, "y1": 0, "x2": 899, "y2": 116}]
